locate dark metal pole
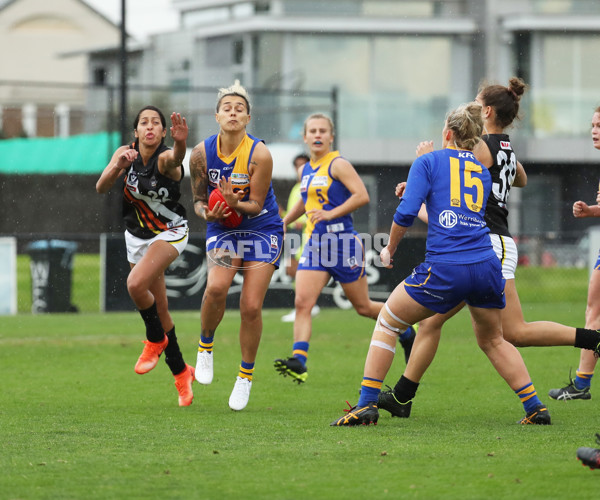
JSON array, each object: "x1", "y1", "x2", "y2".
[
  {"x1": 119, "y1": 0, "x2": 128, "y2": 146},
  {"x1": 331, "y1": 86, "x2": 339, "y2": 150}
]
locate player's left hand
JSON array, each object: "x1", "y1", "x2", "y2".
[{"x1": 307, "y1": 209, "x2": 331, "y2": 224}]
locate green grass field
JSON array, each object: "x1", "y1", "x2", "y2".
[
  {"x1": 4, "y1": 256, "x2": 599, "y2": 499},
  {"x1": 2, "y1": 304, "x2": 600, "y2": 499}
]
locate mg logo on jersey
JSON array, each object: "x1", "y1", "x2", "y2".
[
  {"x1": 500, "y1": 141, "x2": 511, "y2": 149},
  {"x1": 439, "y1": 210, "x2": 458, "y2": 228}
]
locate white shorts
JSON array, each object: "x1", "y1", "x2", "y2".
[
  {"x1": 125, "y1": 226, "x2": 189, "y2": 264},
  {"x1": 489, "y1": 233, "x2": 518, "y2": 280}
]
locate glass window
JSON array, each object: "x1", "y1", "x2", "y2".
[
  {"x1": 363, "y1": 2, "x2": 434, "y2": 16},
  {"x1": 528, "y1": 34, "x2": 600, "y2": 137},
  {"x1": 287, "y1": 33, "x2": 461, "y2": 140},
  {"x1": 182, "y1": 7, "x2": 229, "y2": 28},
  {"x1": 533, "y1": 0, "x2": 600, "y2": 15},
  {"x1": 282, "y1": 0, "x2": 464, "y2": 17},
  {"x1": 206, "y1": 37, "x2": 231, "y2": 67},
  {"x1": 290, "y1": 34, "x2": 369, "y2": 94}
]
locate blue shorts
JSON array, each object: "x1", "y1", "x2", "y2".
[
  {"x1": 206, "y1": 221, "x2": 284, "y2": 268},
  {"x1": 404, "y1": 257, "x2": 505, "y2": 314},
  {"x1": 595, "y1": 249, "x2": 600, "y2": 270},
  {"x1": 297, "y1": 231, "x2": 365, "y2": 284}
]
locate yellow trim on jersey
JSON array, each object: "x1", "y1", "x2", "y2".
[
  {"x1": 217, "y1": 134, "x2": 254, "y2": 197},
  {"x1": 304, "y1": 151, "x2": 340, "y2": 212},
  {"x1": 304, "y1": 151, "x2": 341, "y2": 237}
]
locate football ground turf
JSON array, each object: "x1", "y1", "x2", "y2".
[{"x1": 1, "y1": 301, "x2": 600, "y2": 499}]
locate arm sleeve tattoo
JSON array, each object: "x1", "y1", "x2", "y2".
[{"x1": 189, "y1": 146, "x2": 208, "y2": 204}]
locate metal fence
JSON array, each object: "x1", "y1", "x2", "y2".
[{"x1": 0, "y1": 80, "x2": 338, "y2": 149}]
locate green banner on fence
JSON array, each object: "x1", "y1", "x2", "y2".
[{"x1": 0, "y1": 132, "x2": 119, "y2": 175}]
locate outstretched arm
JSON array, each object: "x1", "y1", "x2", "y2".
[
  {"x1": 159, "y1": 112, "x2": 188, "y2": 179},
  {"x1": 96, "y1": 146, "x2": 137, "y2": 194}
]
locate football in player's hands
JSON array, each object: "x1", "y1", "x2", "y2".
[{"x1": 208, "y1": 188, "x2": 243, "y2": 228}]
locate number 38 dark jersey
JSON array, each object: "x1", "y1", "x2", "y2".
[
  {"x1": 122, "y1": 142, "x2": 187, "y2": 239},
  {"x1": 482, "y1": 134, "x2": 517, "y2": 237}
]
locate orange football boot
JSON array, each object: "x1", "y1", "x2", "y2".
[
  {"x1": 134, "y1": 335, "x2": 168, "y2": 374},
  {"x1": 174, "y1": 364, "x2": 195, "y2": 406}
]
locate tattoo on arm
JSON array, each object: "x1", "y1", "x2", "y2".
[{"x1": 190, "y1": 146, "x2": 208, "y2": 204}]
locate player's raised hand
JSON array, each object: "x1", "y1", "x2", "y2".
[
  {"x1": 170, "y1": 112, "x2": 188, "y2": 142},
  {"x1": 395, "y1": 182, "x2": 406, "y2": 198},
  {"x1": 416, "y1": 141, "x2": 434, "y2": 158}
]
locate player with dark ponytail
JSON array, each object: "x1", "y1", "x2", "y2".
[{"x1": 96, "y1": 106, "x2": 194, "y2": 406}]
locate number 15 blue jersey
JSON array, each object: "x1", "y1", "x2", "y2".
[{"x1": 394, "y1": 146, "x2": 496, "y2": 264}]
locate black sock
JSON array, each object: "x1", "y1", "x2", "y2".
[
  {"x1": 394, "y1": 375, "x2": 419, "y2": 403},
  {"x1": 164, "y1": 326, "x2": 186, "y2": 376},
  {"x1": 139, "y1": 302, "x2": 164, "y2": 343},
  {"x1": 574, "y1": 328, "x2": 600, "y2": 351}
]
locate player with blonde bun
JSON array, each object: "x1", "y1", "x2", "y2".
[
  {"x1": 331, "y1": 102, "x2": 551, "y2": 427},
  {"x1": 379, "y1": 82, "x2": 600, "y2": 421}
]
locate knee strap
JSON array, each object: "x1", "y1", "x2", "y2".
[
  {"x1": 374, "y1": 304, "x2": 410, "y2": 337},
  {"x1": 371, "y1": 304, "x2": 410, "y2": 353}
]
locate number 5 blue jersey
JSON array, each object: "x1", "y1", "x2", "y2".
[
  {"x1": 299, "y1": 151, "x2": 354, "y2": 238},
  {"x1": 393, "y1": 147, "x2": 496, "y2": 264}
]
